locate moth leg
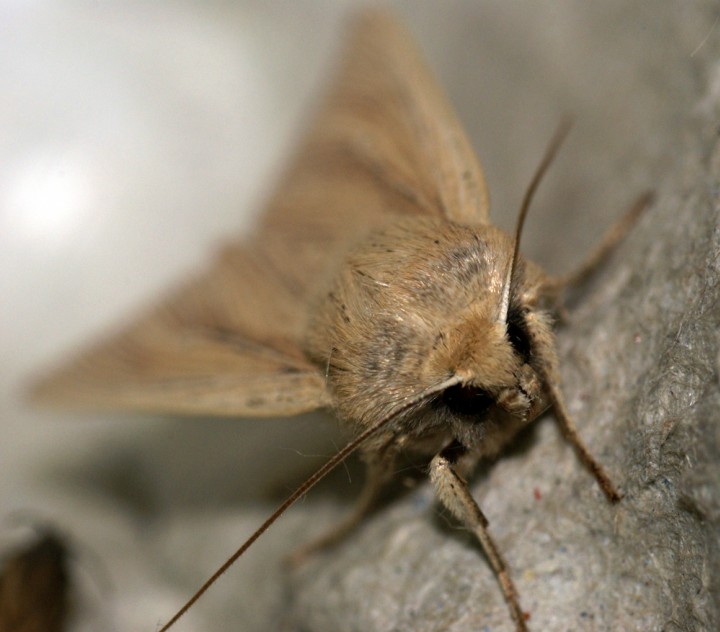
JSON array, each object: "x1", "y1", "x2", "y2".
[
  {"x1": 524, "y1": 305, "x2": 623, "y2": 503},
  {"x1": 545, "y1": 190, "x2": 653, "y2": 294},
  {"x1": 429, "y1": 444, "x2": 528, "y2": 632},
  {"x1": 544, "y1": 377, "x2": 622, "y2": 503},
  {"x1": 288, "y1": 453, "x2": 395, "y2": 566}
]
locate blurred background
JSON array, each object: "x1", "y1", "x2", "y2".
[{"x1": 0, "y1": 1, "x2": 704, "y2": 629}]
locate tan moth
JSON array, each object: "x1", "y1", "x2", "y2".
[{"x1": 31, "y1": 10, "x2": 651, "y2": 631}]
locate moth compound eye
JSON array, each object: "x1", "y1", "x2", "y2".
[
  {"x1": 442, "y1": 383, "x2": 493, "y2": 418},
  {"x1": 506, "y1": 308, "x2": 531, "y2": 362}
]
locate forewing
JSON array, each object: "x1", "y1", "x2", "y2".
[
  {"x1": 31, "y1": 10, "x2": 487, "y2": 417},
  {"x1": 260, "y1": 10, "x2": 490, "y2": 263},
  {"x1": 31, "y1": 247, "x2": 331, "y2": 417}
]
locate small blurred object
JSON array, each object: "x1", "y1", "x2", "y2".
[{"x1": 0, "y1": 531, "x2": 70, "y2": 632}]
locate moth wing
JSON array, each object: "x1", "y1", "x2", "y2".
[
  {"x1": 31, "y1": 341, "x2": 330, "y2": 418},
  {"x1": 261, "y1": 9, "x2": 490, "y2": 249},
  {"x1": 31, "y1": 245, "x2": 331, "y2": 417},
  {"x1": 31, "y1": 10, "x2": 487, "y2": 417}
]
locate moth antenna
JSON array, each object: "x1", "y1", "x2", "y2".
[
  {"x1": 500, "y1": 118, "x2": 573, "y2": 322},
  {"x1": 157, "y1": 376, "x2": 461, "y2": 632}
]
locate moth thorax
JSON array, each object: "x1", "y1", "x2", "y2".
[{"x1": 304, "y1": 219, "x2": 527, "y2": 430}]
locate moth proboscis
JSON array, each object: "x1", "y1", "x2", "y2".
[{"x1": 30, "y1": 10, "x2": 652, "y2": 632}]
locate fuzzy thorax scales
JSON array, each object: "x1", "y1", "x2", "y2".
[{"x1": 305, "y1": 216, "x2": 555, "y2": 458}]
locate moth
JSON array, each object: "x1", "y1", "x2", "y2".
[
  {"x1": 32, "y1": 10, "x2": 650, "y2": 632},
  {"x1": 0, "y1": 531, "x2": 70, "y2": 632}
]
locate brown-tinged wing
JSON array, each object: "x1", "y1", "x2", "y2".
[
  {"x1": 30, "y1": 246, "x2": 332, "y2": 417},
  {"x1": 260, "y1": 9, "x2": 490, "y2": 249},
  {"x1": 30, "y1": 10, "x2": 487, "y2": 417}
]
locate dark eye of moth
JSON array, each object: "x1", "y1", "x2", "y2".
[
  {"x1": 441, "y1": 383, "x2": 494, "y2": 418},
  {"x1": 506, "y1": 306, "x2": 531, "y2": 362}
]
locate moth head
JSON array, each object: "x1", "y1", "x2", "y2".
[{"x1": 425, "y1": 287, "x2": 553, "y2": 453}]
